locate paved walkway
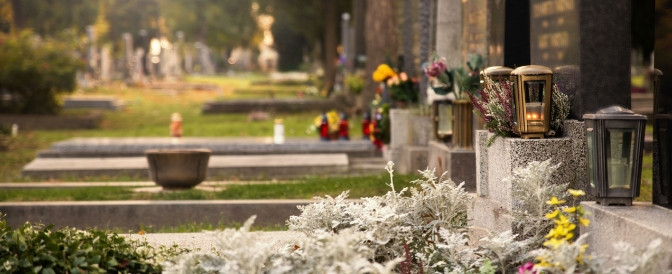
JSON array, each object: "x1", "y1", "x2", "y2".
[{"x1": 126, "y1": 231, "x2": 304, "y2": 251}]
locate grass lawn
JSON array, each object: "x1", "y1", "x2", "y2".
[
  {"x1": 1, "y1": 74, "x2": 362, "y2": 182},
  {"x1": 0, "y1": 173, "x2": 422, "y2": 202}
]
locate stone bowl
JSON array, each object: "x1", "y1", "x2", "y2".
[{"x1": 145, "y1": 149, "x2": 211, "y2": 190}]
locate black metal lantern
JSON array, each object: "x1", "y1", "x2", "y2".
[
  {"x1": 583, "y1": 106, "x2": 647, "y2": 206},
  {"x1": 511, "y1": 65, "x2": 553, "y2": 139},
  {"x1": 433, "y1": 99, "x2": 453, "y2": 142}
]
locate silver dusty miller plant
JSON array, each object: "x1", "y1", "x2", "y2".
[
  {"x1": 162, "y1": 216, "x2": 400, "y2": 274},
  {"x1": 165, "y1": 160, "x2": 670, "y2": 273},
  {"x1": 289, "y1": 161, "x2": 472, "y2": 270},
  {"x1": 508, "y1": 159, "x2": 568, "y2": 245}
]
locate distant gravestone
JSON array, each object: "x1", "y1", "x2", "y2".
[{"x1": 122, "y1": 33, "x2": 134, "y2": 80}]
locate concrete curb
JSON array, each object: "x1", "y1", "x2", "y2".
[{"x1": 0, "y1": 200, "x2": 314, "y2": 230}]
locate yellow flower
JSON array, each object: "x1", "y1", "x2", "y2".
[
  {"x1": 562, "y1": 206, "x2": 577, "y2": 213},
  {"x1": 579, "y1": 217, "x2": 590, "y2": 227},
  {"x1": 568, "y1": 189, "x2": 585, "y2": 197},
  {"x1": 372, "y1": 71, "x2": 385, "y2": 82},
  {"x1": 546, "y1": 197, "x2": 566, "y2": 206},
  {"x1": 545, "y1": 209, "x2": 559, "y2": 219},
  {"x1": 543, "y1": 238, "x2": 565, "y2": 249}
]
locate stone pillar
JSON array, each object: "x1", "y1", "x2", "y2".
[
  {"x1": 401, "y1": 0, "x2": 415, "y2": 77},
  {"x1": 418, "y1": 0, "x2": 432, "y2": 105},
  {"x1": 435, "y1": 0, "x2": 461, "y2": 69}
]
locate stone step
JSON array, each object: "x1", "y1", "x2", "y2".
[{"x1": 22, "y1": 154, "x2": 349, "y2": 180}]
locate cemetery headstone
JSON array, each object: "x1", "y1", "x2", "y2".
[{"x1": 529, "y1": 0, "x2": 631, "y2": 118}]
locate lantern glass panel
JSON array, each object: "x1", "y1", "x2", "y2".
[
  {"x1": 438, "y1": 103, "x2": 453, "y2": 135},
  {"x1": 606, "y1": 128, "x2": 636, "y2": 189},
  {"x1": 524, "y1": 80, "x2": 546, "y2": 125},
  {"x1": 587, "y1": 128, "x2": 596, "y2": 188}
]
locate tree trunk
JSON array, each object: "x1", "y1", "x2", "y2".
[
  {"x1": 364, "y1": 0, "x2": 398, "y2": 111},
  {"x1": 323, "y1": 0, "x2": 338, "y2": 94}
]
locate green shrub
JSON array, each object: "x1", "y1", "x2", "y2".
[
  {"x1": 0, "y1": 30, "x2": 84, "y2": 114},
  {"x1": 0, "y1": 214, "x2": 186, "y2": 273}
]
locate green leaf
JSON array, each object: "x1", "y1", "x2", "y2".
[
  {"x1": 41, "y1": 267, "x2": 56, "y2": 274},
  {"x1": 107, "y1": 257, "x2": 118, "y2": 267}
]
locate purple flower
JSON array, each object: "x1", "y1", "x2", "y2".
[{"x1": 518, "y1": 262, "x2": 536, "y2": 274}]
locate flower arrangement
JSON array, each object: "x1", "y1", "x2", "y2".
[
  {"x1": 471, "y1": 74, "x2": 571, "y2": 145},
  {"x1": 454, "y1": 54, "x2": 485, "y2": 99},
  {"x1": 373, "y1": 64, "x2": 418, "y2": 104},
  {"x1": 387, "y1": 72, "x2": 418, "y2": 103},
  {"x1": 424, "y1": 54, "x2": 484, "y2": 100},
  {"x1": 423, "y1": 56, "x2": 453, "y2": 96},
  {"x1": 372, "y1": 64, "x2": 396, "y2": 82}
]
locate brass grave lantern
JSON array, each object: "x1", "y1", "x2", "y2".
[
  {"x1": 511, "y1": 65, "x2": 553, "y2": 139},
  {"x1": 482, "y1": 66, "x2": 513, "y2": 82},
  {"x1": 584, "y1": 106, "x2": 647, "y2": 206},
  {"x1": 432, "y1": 99, "x2": 453, "y2": 143}
]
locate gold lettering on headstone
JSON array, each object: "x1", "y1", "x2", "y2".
[
  {"x1": 538, "y1": 34, "x2": 549, "y2": 49},
  {"x1": 533, "y1": 0, "x2": 575, "y2": 18},
  {"x1": 550, "y1": 32, "x2": 569, "y2": 48}
]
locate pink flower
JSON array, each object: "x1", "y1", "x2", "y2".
[
  {"x1": 399, "y1": 72, "x2": 408, "y2": 81},
  {"x1": 518, "y1": 262, "x2": 536, "y2": 274},
  {"x1": 424, "y1": 60, "x2": 447, "y2": 78}
]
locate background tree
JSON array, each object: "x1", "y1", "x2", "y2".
[
  {"x1": 160, "y1": 0, "x2": 257, "y2": 51},
  {"x1": 9, "y1": 0, "x2": 97, "y2": 36},
  {"x1": 0, "y1": 0, "x2": 12, "y2": 33}
]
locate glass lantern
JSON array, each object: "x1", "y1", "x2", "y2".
[
  {"x1": 511, "y1": 65, "x2": 553, "y2": 139},
  {"x1": 584, "y1": 106, "x2": 647, "y2": 206},
  {"x1": 432, "y1": 99, "x2": 453, "y2": 142}
]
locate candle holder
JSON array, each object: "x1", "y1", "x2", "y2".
[{"x1": 511, "y1": 65, "x2": 553, "y2": 139}]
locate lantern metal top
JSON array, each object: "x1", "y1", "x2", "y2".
[
  {"x1": 483, "y1": 66, "x2": 513, "y2": 76},
  {"x1": 511, "y1": 65, "x2": 552, "y2": 76},
  {"x1": 582, "y1": 105, "x2": 647, "y2": 120},
  {"x1": 654, "y1": 68, "x2": 663, "y2": 76}
]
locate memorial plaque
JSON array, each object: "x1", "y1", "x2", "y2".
[
  {"x1": 529, "y1": 0, "x2": 631, "y2": 119},
  {"x1": 530, "y1": 0, "x2": 580, "y2": 68}
]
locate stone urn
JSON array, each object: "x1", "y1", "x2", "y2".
[{"x1": 145, "y1": 149, "x2": 211, "y2": 189}]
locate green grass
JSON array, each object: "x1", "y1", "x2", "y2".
[
  {"x1": 0, "y1": 75, "x2": 363, "y2": 182},
  {"x1": 0, "y1": 173, "x2": 421, "y2": 202},
  {"x1": 636, "y1": 152, "x2": 653, "y2": 202}
]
